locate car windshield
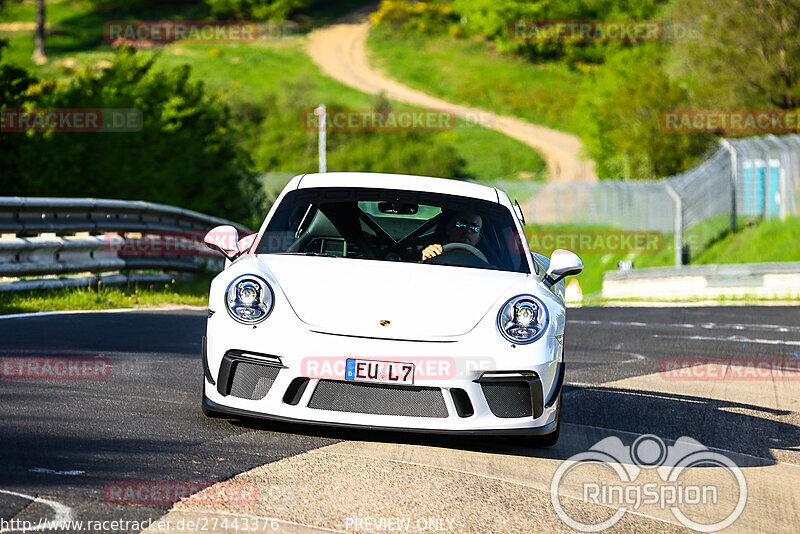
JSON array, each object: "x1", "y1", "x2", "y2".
[{"x1": 255, "y1": 187, "x2": 530, "y2": 274}]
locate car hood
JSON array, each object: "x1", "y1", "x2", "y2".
[{"x1": 257, "y1": 255, "x2": 528, "y2": 339}]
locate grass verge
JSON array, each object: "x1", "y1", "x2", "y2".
[
  {"x1": 539, "y1": 216, "x2": 800, "y2": 298},
  {"x1": 526, "y1": 224, "x2": 675, "y2": 296},
  {"x1": 0, "y1": 274, "x2": 211, "y2": 315},
  {"x1": 694, "y1": 217, "x2": 800, "y2": 264}
]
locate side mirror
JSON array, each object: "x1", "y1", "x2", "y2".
[
  {"x1": 237, "y1": 233, "x2": 257, "y2": 254},
  {"x1": 204, "y1": 225, "x2": 241, "y2": 261},
  {"x1": 544, "y1": 249, "x2": 583, "y2": 287}
]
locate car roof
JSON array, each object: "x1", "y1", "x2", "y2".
[{"x1": 295, "y1": 172, "x2": 500, "y2": 203}]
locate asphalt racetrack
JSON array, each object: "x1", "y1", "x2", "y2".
[{"x1": 1, "y1": 307, "x2": 798, "y2": 533}]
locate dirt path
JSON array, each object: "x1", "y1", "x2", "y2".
[{"x1": 306, "y1": 11, "x2": 597, "y2": 183}]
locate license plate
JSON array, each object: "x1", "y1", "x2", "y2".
[{"x1": 345, "y1": 358, "x2": 415, "y2": 385}]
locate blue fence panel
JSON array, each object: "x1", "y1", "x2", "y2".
[
  {"x1": 768, "y1": 160, "x2": 781, "y2": 216},
  {"x1": 742, "y1": 162, "x2": 764, "y2": 215}
]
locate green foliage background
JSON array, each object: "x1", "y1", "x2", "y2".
[
  {"x1": 0, "y1": 45, "x2": 265, "y2": 226},
  {"x1": 371, "y1": 0, "x2": 800, "y2": 180}
]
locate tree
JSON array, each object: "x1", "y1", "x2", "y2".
[
  {"x1": 0, "y1": 49, "x2": 265, "y2": 226},
  {"x1": 235, "y1": 85, "x2": 466, "y2": 179},
  {"x1": 672, "y1": 0, "x2": 800, "y2": 109},
  {"x1": 574, "y1": 47, "x2": 713, "y2": 179},
  {"x1": 32, "y1": 0, "x2": 46, "y2": 65},
  {"x1": 450, "y1": 0, "x2": 672, "y2": 63},
  {"x1": 205, "y1": 0, "x2": 314, "y2": 20}
]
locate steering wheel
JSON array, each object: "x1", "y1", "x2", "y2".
[{"x1": 441, "y1": 243, "x2": 488, "y2": 263}]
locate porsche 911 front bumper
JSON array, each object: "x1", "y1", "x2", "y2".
[{"x1": 202, "y1": 331, "x2": 564, "y2": 435}]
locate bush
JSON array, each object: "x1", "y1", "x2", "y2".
[
  {"x1": 451, "y1": 0, "x2": 672, "y2": 64},
  {"x1": 234, "y1": 87, "x2": 466, "y2": 178},
  {"x1": 371, "y1": 1, "x2": 456, "y2": 35},
  {"x1": 573, "y1": 47, "x2": 714, "y2": 179},
  {"x1": 205, "y1": 0, "x2": 313, "y2": 20},
  {"x1": 0, "y1": 48, "x2": 265, "y2": 226}
]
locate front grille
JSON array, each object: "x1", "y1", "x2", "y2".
[
  {"x1": 481, "y1": 382, "x2": 533, "y2": 418},
  {"x1": 229, "y1": 362, "x2": 280, "y2": 400},
  {"x1": 308, "y1": 380, "x2": 448, "y2": 418}
]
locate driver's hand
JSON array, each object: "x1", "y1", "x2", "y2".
[{"x1": 421, "y1": 244, "x2": 443, "y2": 261}]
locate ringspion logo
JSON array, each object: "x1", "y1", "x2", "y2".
[{"x1": 551, "y1": 434, "x2": 747, "y2": 532}]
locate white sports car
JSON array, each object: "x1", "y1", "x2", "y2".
[{"x1": 201, "y1": 172, "x2": 582, "y2": 445}]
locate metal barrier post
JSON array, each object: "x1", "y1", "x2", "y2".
[
  {"x1": 766, "y1": 134, "x2": 790, "y2": 219},
  {"x1": 664, "y1": 184, "x2": 682, "y2": 266},
  {"x1": 720, "y1": 139, "x2": 738, "y2": 232}
]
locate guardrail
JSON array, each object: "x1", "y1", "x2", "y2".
[
  {"x1": 0, "y1": 197, "x2": 251, "y2": 292},
  {"x1": 603, "y1": 262, "x2": 800, "y2": 301}
]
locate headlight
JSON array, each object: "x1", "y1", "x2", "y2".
[
  {"x1": 497, "y1": 295, "x2": 548, "y2": 344},
  {"x1": 225, "y1": 275, "x2": 274, "y2": 324}
]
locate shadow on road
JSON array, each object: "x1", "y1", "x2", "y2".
[{"x1": 223, "y1": 384, "x2": 799, "y2": 466}]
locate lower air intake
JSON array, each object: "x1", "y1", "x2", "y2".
[
  {"x1": 481, "y1": 382, "x2": 533, "y2": 418},
  {"x1": 308, "y1": 380, "x2": 448, "y2": 418},
  {"x1": 229, "y1": 362, "x2": 280, "y2": 400}
]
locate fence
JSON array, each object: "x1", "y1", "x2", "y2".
[
  {"x1": 0, "y1": 197, "x2": 251, "y2": 292},
  {"x1": 493, "y1": 134, "x2": 800, "y2": 265}
]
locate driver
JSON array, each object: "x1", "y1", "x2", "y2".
[{"x1": 421, "y1": 211, "x2": 482, "y2": 261}]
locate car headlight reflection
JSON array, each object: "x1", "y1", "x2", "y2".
[
  {"x1": 225, "y1": 275, "x2": 274, "y2": 324},
  {"x1": 497, "y1": 295, "x2": 548, "y2": 344}
]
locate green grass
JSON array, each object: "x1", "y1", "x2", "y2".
[
  {"x1": 526, "y1": 224, "x2": 675, "y2": 296},
  {"x1": 694, "y1": 216, "x2": 800, "y2": 264},
  {"x1": 0, "y1": 0, "x2": 210, "y2": 69},
  {"x1": 530, "y1": 216, "x2": 800, "y2": 297},
  {"x1": 0, "y1": 274, "x2": 211, "y2": 315},
  {"x1": 0, "y1": 0, "x2": 89, "y2": 24},
  {"x1": 367, "y1": 27, "x2": 584, "y2": 133}
]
